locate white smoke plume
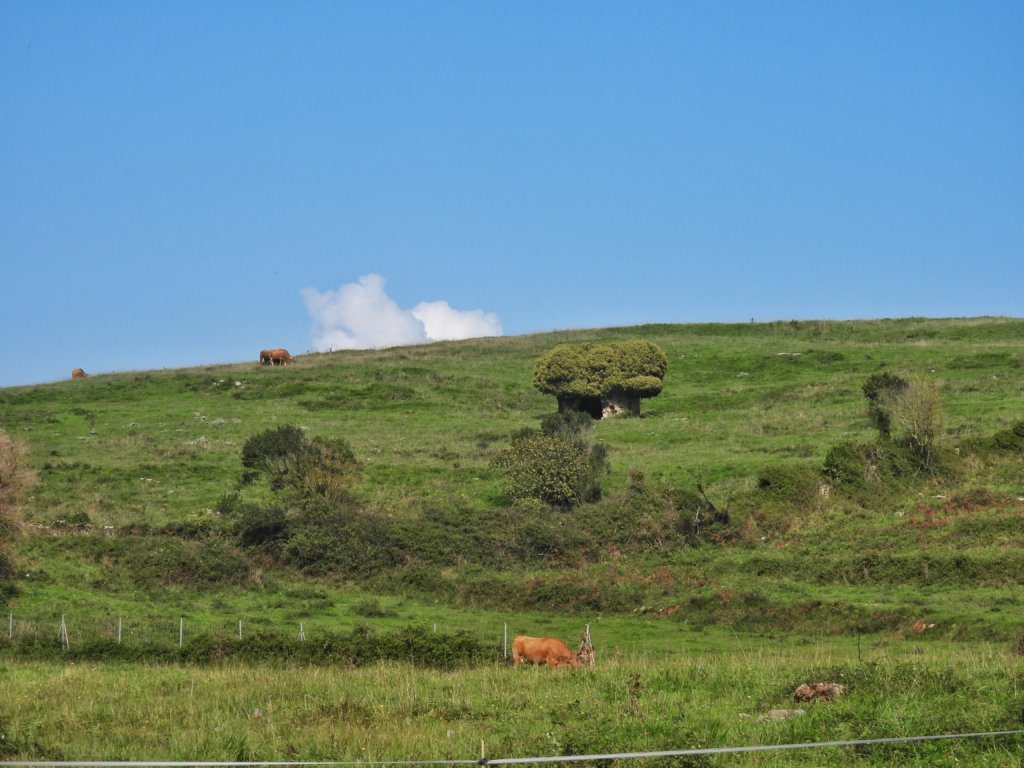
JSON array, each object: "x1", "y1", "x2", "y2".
[{"x1": 302, "y1": 274, "x2": 503, "y2": 351}]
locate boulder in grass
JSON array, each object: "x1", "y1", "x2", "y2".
[{"x1": 794, "y1": 682, "x2": 846, "y2": 702}]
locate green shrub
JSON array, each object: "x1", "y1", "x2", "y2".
[
  {"x1": 880, "y1": 376, "x2": 943, "y2": 470},
  {"x1": 755, "y1": 463, "x2": 822, "y2": 508},
  {"x1": 281, "y1": 501, "x2": 400, "y2": 578},
  {"x1": 827, "y1": 438, "x2": 958, "y2": 506},
  {"x1": 991, "y1": 420, "x2": 1024, "y2": 452},
  {"x1": 608, "y1": 469, "x2": 678, "y2": 548},
  {"x1": 672, "y1": 485, "x2": 730, "y2": 544},
  {"x1": 241, "y1": 425, "x2": 306, "y2": 475},
  {"x1": 493, "y1": 432, "x2": 591, "y2": 507},
  {"x1": 241, "y1": 426, "x2": 359, "y2": 503},
  {"x1": 215, "y1": 492, "x2": 243, "y2": 516},
  {"x1": 822, "y1": 441, "x2": 872, "y2": 487},
  {"x1": 539, "y1": 410, "x2": 593, "y2": 443},
  {"x1": 862, "y1": 371, "x2": 909, "y2": 437},
  {"x1": 494, "y1": 410, "x2": 610, "y2": 507},
  {"x1": 235, "y1": 504, "x2": 287, "y2": 549},
  {"x1": 533, "y1": 341, "x2": 668, "y2": 415},
  {"x1": 282, "y1": 437, "x2": 359, "y2": 503}
]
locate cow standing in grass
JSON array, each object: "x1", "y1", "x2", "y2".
[
  {"x1": 511, "y1": 636, "x2": 580, "y2": 668},
  {"x1": 259, "y1": 348, "x2": 295, "y2": 366}
]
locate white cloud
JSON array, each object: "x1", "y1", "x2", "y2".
[
  {"x1": 410, "y1": 300, "x2": 503, "y2": 342},
  {"x1": 302, "y1": 274, "x2": 503, "y2": 351}
]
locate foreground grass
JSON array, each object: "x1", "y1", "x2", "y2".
[{"x1": 2, "y1": 640, "x2": 1022, "y2": 766}]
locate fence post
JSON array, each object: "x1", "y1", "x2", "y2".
[
  {"x1": 179, "y1": 617, "x2": 183, "y2": 648},
  {"x1": 298, "y1": 621, "x2": 305, "y2": 642},
  {"x1": 7, "y1": 612, "x2": 11, "y2": 641},
  {"x1": 117, "y1": 616, "x2": 122, "y2": 645},
  {"x1": 503, "y1": 623, "x2": 508, "y2": 659},
  {"x1": 238, "y1": 620, "x2": 243, "y2": 641}
]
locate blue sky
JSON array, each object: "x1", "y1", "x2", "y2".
[{"x1": 2, "y1": 1, "x2": 1021, "y2": 387}]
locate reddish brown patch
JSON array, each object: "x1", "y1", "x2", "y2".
[{"x1": 794, "y1": 682, "x2": 846, "y2": 702}]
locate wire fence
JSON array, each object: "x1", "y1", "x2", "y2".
[
  {"x1": 2, "y1": 729, "x2": 1024, "y2": 766},
  {"x1": 4, "y1": 612, "x2": 284, "y2": 649},
  {"x1": 3, "y1": 613, "x2": 603, "y2": 663},
  {"x1": 2, "y1": 612, "x2": 536, "y2": 658}
]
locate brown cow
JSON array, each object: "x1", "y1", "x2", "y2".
[
  {"x1": 511, "y1": 635, "x2": 580, "y2": 668},
  {"x1": 71, "y1": 368, "x2": 87, "y2": 378},
  {"x1": 260, "y1": 348, "x2": 295, "y2": 366}
]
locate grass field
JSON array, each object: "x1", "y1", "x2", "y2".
[
  {"x1": 3, "y1": 641, "x2": 1022, "y2": 766},
  {"x1": 2, "y1": 317, "x2": 1024, "y2": 764}
]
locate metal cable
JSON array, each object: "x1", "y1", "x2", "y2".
[{"x1": 4, "y1": 728, "x2": 1024, "y2": 767}]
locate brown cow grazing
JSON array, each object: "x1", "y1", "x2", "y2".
[
  {"x1": 511, "y1": 636, "x2": 580, "y2": 668},
  {"x1": 71, "y1": 368, "x2": 87, "y2": 378},
  {"x1": 259, "y1": 348, "x2": 295, "y2": 366},
  {"x1": 267, "y1": 348, "x2": 295, "y2": 366}
]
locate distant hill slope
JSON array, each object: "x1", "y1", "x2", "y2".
[
  {"x1": 2, "y1": 317, "x2": 1022, "y2": 527},
  {"x1": 3, "y1": 317, "x2": 1024, "y2": 640}
]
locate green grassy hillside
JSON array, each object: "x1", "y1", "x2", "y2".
[
  {"x1": 4, "y1": 317, "x2": 1022, "y2": 524},
  {"x1": 2, "y1": 317, "x2": 1023, "y2": 630},
  {"x1": 2, "y1": 317, "x2": 1024, "y2": 764}
]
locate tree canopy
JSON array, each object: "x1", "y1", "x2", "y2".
[{"x1": 533, "y1": 341, "x2": 668, "y2": 400}]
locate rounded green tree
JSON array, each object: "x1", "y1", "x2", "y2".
[{"x1": 533, "y1": 341, "x2": 668, "y2": 417}]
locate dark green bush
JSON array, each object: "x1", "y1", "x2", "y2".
[
  {"x1": 215, "y1": 492, "x2": 243, "y2": 516},
  {"x1": 672, "y1": 486, "x2": 730, "y2": 544},
  {"x1": 755, "y1": 464, "x2": 822, "y2": 508},
  {"x1": 241, "y1": 425, "x2": 359, "y2": 503},
  {"x1": 862, "y1": 372, "x2": 909, "y2": 437},
  {"x1": 991, "y1": 420, "x2": 1024, "y2": 452},
  {"x1": 539, "y1": 410, "x2": 594, "y2": 442},
  {"x1": 283, "y1": 436, "x2": 359, "y2": 503},
  {"x1": 235, "y1": 504, "x2": 287, "y2": 549},
  {"x1": 824, "y1": 437, "x2": 960, "y2": 507},
  {"x1": 241, "y1": 425, "x2": 306, "y2": 474},
  {"x1": 822, "y1": 441, "x2": 872, "y2": 487},
  {"x1": 281, "y1": 502, "x2": 401, "y2": 578}
]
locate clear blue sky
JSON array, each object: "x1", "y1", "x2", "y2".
[{"x1": 2, "y1": 1, "x2": 1021, "y2": 387}]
